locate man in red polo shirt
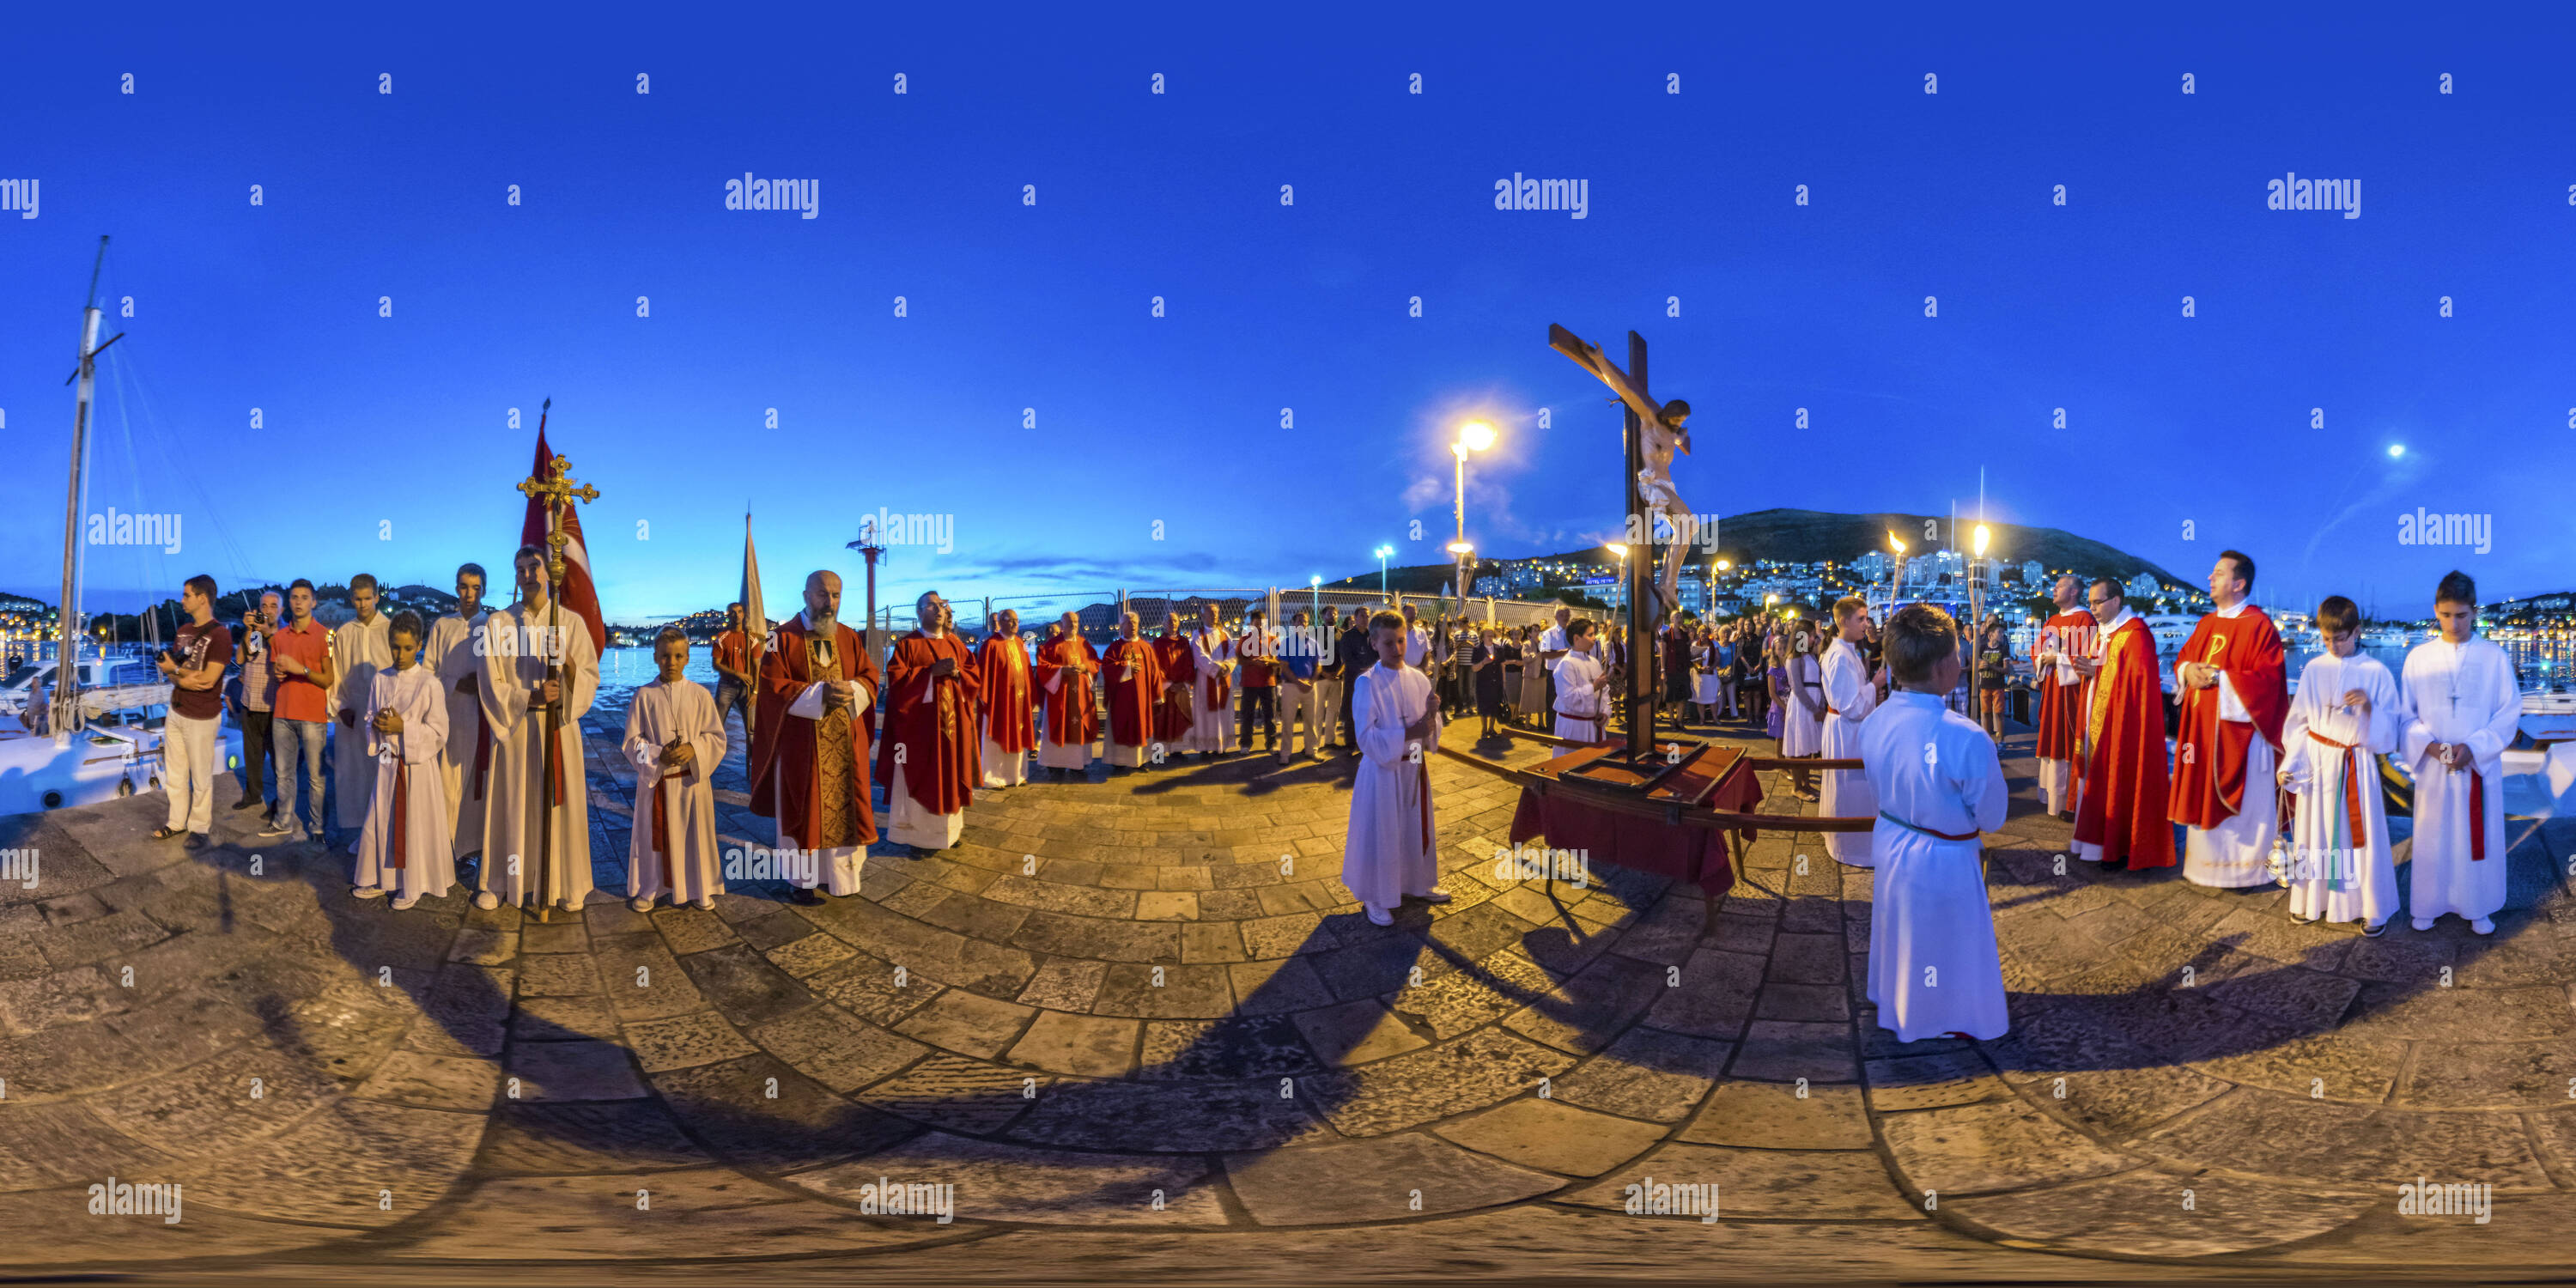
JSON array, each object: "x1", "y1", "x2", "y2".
[{"x1": 258, "y1": 579, "x2": 336, "y2": 847}]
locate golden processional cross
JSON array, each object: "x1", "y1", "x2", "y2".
[{"x1": 508, "y1": 398, "x2": 600, "y2": 922}]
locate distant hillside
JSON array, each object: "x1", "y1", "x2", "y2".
[{"x1": 1326, "y1": 507, "x2": 2188, "y2": 595}]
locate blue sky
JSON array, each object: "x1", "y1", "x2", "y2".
[{"x1": 0, "y1": 3, "x2": 2563, "y2": 625}]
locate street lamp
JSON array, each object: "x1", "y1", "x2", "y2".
[
  {"x1": 1309, "y1": 574, "x2": 1322, "y2": 637},
  {"x1": 1452, "y1": 422, "x2": 1495, "y2": 618},
  {"x1": 1968, "y1": 524, "x2": 1990, "y2": 716},
  {"x1": 1375, "y1": 544, "x2": 1395, "y2": 602},
  {"x1": 1605, "y1": 543, "x2": 1628, "y2": 613}
]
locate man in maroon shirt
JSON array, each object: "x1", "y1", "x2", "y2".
[{"x1": 152, "y1": 574, "x2": 234, "y2": 850}]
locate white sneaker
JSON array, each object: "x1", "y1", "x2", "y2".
[
  {"x1": 629, "y1": 896, "x2": 656, "y2": 913},
  {"x1": 474, "y1": 890, "x2": 501, "y2": 911},
  {"x1": 2471, "y1": 917, "x2": 2495, "y2": 936},
  {"x1": 353, "y1": 886, "x2": 386, "y2": 899},
  {"x1": 1364, "y1": 905, "x2": 1394, "y2": 927},
  {"x1": 390, "y1": 894, "x2": 420, "y2": 911},
  {"x1": 1418, "y1": 889, "x2": 1454, "y2": 905},
  {"x1": 2412, "y1": 917, "x2": 2435, "y2": 931},
  {"x1": 694, "y1": 897, "x2": 715, "y2": 910}
]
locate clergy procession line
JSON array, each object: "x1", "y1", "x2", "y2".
[{"x1": 140, "y1": 538, "x2": 2519, "y2": 1054}]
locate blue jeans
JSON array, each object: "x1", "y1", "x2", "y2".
[
  {"x1": 275, "y1": 718, "x2": 327, "y2": 839},
  {"x1": 713, "y1": 677, "x2": 750, "y2": 736}
]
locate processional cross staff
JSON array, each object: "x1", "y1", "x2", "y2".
[{"x1": 513, "y1": 399, "x2": 600, "y2": 923}]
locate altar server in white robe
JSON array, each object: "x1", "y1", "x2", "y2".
[
  {"x1": 473, "y1": 545, "x2": 598, "y2": 913},
  {"x1": 331, "y1": 573, "x2": 394, "y2": 852},
  {"x1": 624, "y1": 628, "x2": 728, "y2": 911},
  {"x1": 1550, "y1": 619, "x2": 1610, "y2": 743},
  {"x1": 1342, "y1": 609, "x2": 1453, "y2": 927},
  {"x1": 1777, "y1": 620, "x2": 1827, "y2": 800},
  {"x1": 1820, "y1": 597, "x2": 1884, "y2": 866},
  {"x1": 2400, "y1": 571, "x2": 2521, "y2": 934},
  {"x1": 1863, "y1": 604, "x2": 2009, "y2": 1042},
  {"x1": 1181, "y1": 604, "x2": 1236, "y2": 756},
  {"x1": 2277, "y1": 596, "x2": 2403, "y2": 933},
  {"x1": 352, "y1": 612, "x2": 453, "y2": 910},
  {"x1": 425, "y1": 562, "x2": 492, "y2": 864}
]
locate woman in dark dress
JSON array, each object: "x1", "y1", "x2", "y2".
[{"x1": 1474, "y1": 627, "x2": 1515, "y2": 738}]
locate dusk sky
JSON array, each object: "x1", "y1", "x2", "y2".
[{"x1": 1, "y1": 6, "x2": 2563, "y2": 625}]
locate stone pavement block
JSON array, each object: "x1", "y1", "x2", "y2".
[
  {"x1": 1730, "y1": 1020, "x2": 1860, "y2": 1084},
  {"x1": 1225, "y1": 1132, "x2": 1561, "y2": 1224},
  {"x1": 623, "y1": 1011, "x2": 759, "y2": 1072},
  {"x1": 866, "y1": 1053, "x2": 1050, "y2": 1136},
  {"x1": 789, "y1": 1131, "x2": 1230, "y2": 1225},
  {"x1": 1948, "y1": 1168, "x2": 2374, "y2": 1257},
  {"x1": 1643, "y1": 945, "x2": 1763, "y2": 1041},
  {"x1": 167, "y1": 1098, "x2": 484, "y2": 1226},
  {"x1": 1878, "y1": 1098, "x2": 2135, "y2": 1194},
  {"x1": 2142, "y1": 1089, "x2": 2555, "y2": 1189},
  {"x1": 477, "y1": 1099, "x2": 716, "y2": 1175},
  {"x1": 354, "y1": 1047, "x2": 500, "y2": 1110},
  {"x1": 1864, "y1": 1048, "x2": 2014, "y2": 1112},
  {"x1": 1009, "y1": 1010, "x2": 1140, "y2": 1078},
  {"x1": 1015, "y1": 1078, "x2": 1330, "y2": 1151},
  {"x1": 1091, "y1": 961, "x2": 1235, "y2": 1018},
  {"x1": 509, "y1": 1038, "x2": 648, "y2": 1101},
  {"x1": 893, "y1": 988, "x2": 1036, "y2": 1059},
  {"x1": 1303, "y1": 1029, "x2": 1577, "y2": 1138},
  {"x1": 1504, "y1": 952, "x2": 1665, "y2": 1055},
  {"x1": 1562, "y1": 1142, "x2": 1922, "y2": 1219},
  {"x1": 2008, "y1": 1064, "x2": 2236, "y2": 1141},
  {"x1": 653, "y1": 1054, "x2": 919, "y2": 1169},
  {"x1": 0, "y1": 1185, "x2": 355, "y2": 1265},
  {"x1": 677, "y1": 942, "x2": 818, "y2": 1029},
  {"x1": 1680, "y1": 1081, "x2": 1872, "y2": 1150},
  {"x1": 1295, "y1": 997, "x2": 1431, "y2": 1066},
  {"x1": 513, "y1": 993, "x2": 623, "y2": 1042},
  {"x1": 1436, "y1": 1095, "x2": 1669, "y2": 1176},
  {"x1": 1552, "y1": 1026, "x2": 1730, "y2": 1123},
  {"x1": 751, "y1": 1005, "x2": 931, "y2": 1094}
]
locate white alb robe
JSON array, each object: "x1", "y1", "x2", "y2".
[
  {"x1": 1342, "y1": 662, "x2": 1441, "y2": 909},
  {"x1": 477, "y1": 604, "x2": 598, "y2": 908},
  {"x1": 623, "y1": 677, "x2": 728, "y2": 906},
  {"x1": 2399, "y1": 635, "x2": 2520, "y2": 924},
  {"x1": 1551, "y1": 648, "x2": 1608, "y2": 743},
  {"x1": 425, "y1": 610, "x2": 490, "y2": 860},
  {"x1": 331, "y1": 613, "x2": 393, "y2": 830},
  {"x1": 1181, "y1": 628, "x2": 1236, "y2": 753},
  {"x1": 1820, "y1": 638, "x2": 1880, "y2": 866},
  {"x1": 354, "y1": 665, "x2": 453, "y2": 902},
  {"x1": 1863, "y1": 690, "x2": 2009, "y2": 1042},
  {"x1": 2279, "y1": 652, "x2": 2402, "y2": 927},
  {"x1": 1779, "y1": 652, "x2": 1826, "y2": 758}
]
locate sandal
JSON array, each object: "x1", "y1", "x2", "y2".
[{"x1": 149, "y1": 825, "x2": 186, "y2": 841}]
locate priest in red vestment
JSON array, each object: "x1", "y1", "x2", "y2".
[
  {"x1": 1033, "y1": 611, "x2": 1099, "y2": 779},
  {"x1": 877, "y1": 591, "x2": 982, "y2": 856},
  {"x1": 2070, "y1": 577, "x2": 2173, "y2": 869},
  {"x1": 1100, "y1": 611, "x2": 1163, "y2": 773},
  {"x1": 749, "y1": 570, "x2": 879, "y2": 904},
  {"x1": 2168, "y1": 550, "x2": 2288, "y2": 888},
  {"x1": 975, "y1": 609, "x2": 1037, "y2": 790},
  {"x1": 2032, "y1": 574, "x2": 2098, "y2": 819},
  {"x1": 1149, "y1": 609, "x2": 1197, "y2": 761}
]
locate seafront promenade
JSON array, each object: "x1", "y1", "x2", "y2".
[{"x1": 3, "y1": 694, "x2": 2574, "y2": 1282}]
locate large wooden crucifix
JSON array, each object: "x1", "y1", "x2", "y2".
[{"x1": 1549, "y1": 324, "x2": 1693, "y2": 757}]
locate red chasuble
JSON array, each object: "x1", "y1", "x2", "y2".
[
  {"x1": 877, "y1": 630, "x2": 983, "y2": 816},
  {"x1": 1035, "y1": 635, "x2": 1101, "y2": 746},
  {"x1": 1150, "y1": 633, "x2": 1197, "y2": 740},
  {"x1": 2071, "y1": 616, "x2": 2174, "y2": 869},
  {"x1": 748, "y1": 617, "x2": 880, "y2": 848},
  {"x1": 2035, "y1": 608, "x2": 2097, "y2": 768},
  {"x1": 2167, "y1": 606, "x2": 2287, "y2": 829},
  {"x1": 976, "y1": 633, "x2": 1038, "y2": 754},
  {"x1": 1100, "y1": 637, "x2": 1163, "y2": 746}
]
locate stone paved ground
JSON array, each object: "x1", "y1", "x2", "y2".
[{"x1": 3, "y1": 695, "x2": 2574, "y2": 1284}]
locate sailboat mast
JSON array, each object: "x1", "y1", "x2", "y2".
[{"x1": 54, "y1": 236, "x2": 108, "y2": 737}]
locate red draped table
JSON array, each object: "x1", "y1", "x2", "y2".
[{"x1": 1506, "y1": 742, "x2": 1764, "y2": 896}]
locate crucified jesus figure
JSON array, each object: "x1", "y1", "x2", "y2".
[{"x1": 1548, "y1": 325, "x2": 1695, "y2": 614}]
